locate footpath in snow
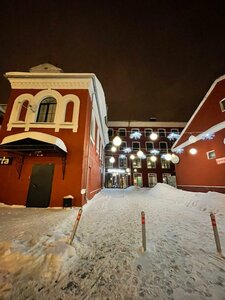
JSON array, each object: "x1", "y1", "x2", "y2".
[{"x1": 0, "y1": 184, "x2": 225, "y2": 299}]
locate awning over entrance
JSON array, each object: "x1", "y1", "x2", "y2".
[{"x1": 0, "y1": 132, "x2": 67, "y2": 156}]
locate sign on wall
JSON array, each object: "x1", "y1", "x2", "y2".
[
  {"x1": 0, "y1": 156, "x2": 13, "y2": 165},
  {"x1": 216, "y1": 157, "x2": 225, "y2": 165}
]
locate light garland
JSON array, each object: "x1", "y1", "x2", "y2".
[{"x1": 130, "y1": 131, "x2": 142, "y2": 140}]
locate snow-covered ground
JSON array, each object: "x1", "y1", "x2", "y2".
[{"x1": 0, "y1": 184, "x2": 225, "y2": 300}]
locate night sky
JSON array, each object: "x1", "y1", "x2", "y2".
[{"x1": 1, "y1": 0, "x2": 225, "y2": 122}]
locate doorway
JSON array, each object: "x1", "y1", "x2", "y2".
[{"x1": 26, "y1": 163, "x2": 54, "y2": 207}]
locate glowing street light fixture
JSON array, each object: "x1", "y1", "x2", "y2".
[
  {"x1": 130, "y1": 154, "x2": 135, "y2": 160},
  {"x1": 126, "y1": 168, "x2": 131, "y2": 173},
  {"x1": 109, "y1": 156, "x2": 115, "y2": 163},
  {"x1": 150, "y1": 132, "x2": 158, "y2": 141},
  {"x1": 189, "y1": 148, "x2": 197, "y2": 155},
  {"x1": 150, "y1": 155, "x2": 157, "y2": 162},
  {"x1": 137, "y1": 150, "x2": 144, "y2": 158},
  {"x1": 111, "y1": 146, "x2": 117, "y2": 152},
  {"x1": 112, "y1": 136, "x2": 122, "y2": 147}
]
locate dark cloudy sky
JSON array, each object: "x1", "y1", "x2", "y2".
[{"x1": 1, "y1": 0, "x2": 225, "y2": 122}]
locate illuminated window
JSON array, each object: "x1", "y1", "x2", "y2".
[
  {"x1": 161, "y1": 157, "x2": 170, "y2": 169},
  {"x1": 36, "y1": 97, "x2": 56, "y2": 122},
  {"x1": 146, "y1": 155, "x2": 156, "y2": 168},
  {"x1": 148, "y1": 173, "x2": 157, "y2": 187},
  {"x1": 132, "y1": 157, "x2": 142, "y2": 168}
]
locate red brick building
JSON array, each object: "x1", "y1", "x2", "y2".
[
  {"x1": 172, "y1": 75, "x2": 225, "y2": 194},
  {"x1": 0, "y1": 64, "x2": 108, "y2": 207},
  {"x1": 105, "y1": 121, "x2": 185, "y2": 188}
]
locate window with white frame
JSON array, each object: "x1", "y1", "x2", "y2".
[
  {"x1": 105, "y1": 156, "x2": 114, "y2": 168},
  {"x1": 148, "y1": 173, "x2": 157, "y2": 187},
  {"x1": 220, "y1": 98, "x2": 225, "y2": 112},
  {"x1": 146, "y1": 155, "x2": 156, "y2": 168},
  {"x1": 119, "y1": 141, "x2": 127, "y2": 151},
  {"x1": 36, "y1": 97, "x2": 56, "y2": 122},
  {"x1": 131, "y1": 128, "x2": 140, "y2": 133},
  {"x1": 118, "y1": 128, "x2": 126, "y2": 137},
  {"x1": 159, "y1": 141, "x2": 168, "y2": 153},
  {"x1": 162, "y1": 173, "x2": 171, "y2": 184},
  {"x1": 132, "y1": 142, "x2": 140, "y2": 150},
  {"x1": 146, "y1": 142, "x2": 154, "y2": 152},
  {"x1": 158, "y1": 128, "x2": 166, "y2": 137},
  {"x1": 119, "y1": 157, "x2": 127, "y2": 168},
  {"x1": 161, "y1": 157, "x2": 170, "y2": 169},
  {"x1": 132, "y1": 157, "x2": 142, "y2": 168},
  {"x1": 133, "y1": 173, "x2": 143, "y2": 187},
  {"x1": 171, "y1": 128, "x2": 179, "y2": 133},
  {"x1": 207, "y1": 150, "x2": 216, "y2": 159},
  {"x1": 144, "y1": 128, "x2": 153, "y2": 137}
]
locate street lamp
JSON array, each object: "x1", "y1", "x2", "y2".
[{"x1": 112, "y1": 136, "x2": 122, "y2": 147}]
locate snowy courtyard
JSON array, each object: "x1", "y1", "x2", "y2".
[{"x1": 0, "y1": 184, "x2": 225, "y2": 300}]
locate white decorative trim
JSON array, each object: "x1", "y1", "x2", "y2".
[
  {"x1": 7, "y1": 90, "x2": 80, "y2": 133},
  {"x1": 107, "y1": 121, "x2": 186, "y2": 127},
  {"x1": 1, "y1": 131, "x2": 67, "y2": 152},
  {"x1": 172, "y1": 121, "x2": 225, "y2": 151}
]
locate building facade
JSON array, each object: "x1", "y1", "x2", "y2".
[
  {"x1": 0, "y1": 64, "x2": 108, "y2": 207},
  {"x1": 172, "y1": 75, "x2": 225, "y2": 193},
  {"x1": 105, "y1": 121, "x2": 185, "y2": 188}
]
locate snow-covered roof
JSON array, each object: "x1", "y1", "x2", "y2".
[{"x1": 172, "y1": 74, "x2": 225, "y2": 151}]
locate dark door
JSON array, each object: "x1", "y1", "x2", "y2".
[{"x1": 26, "y1": 164, "x2": 54, "y2": 207}]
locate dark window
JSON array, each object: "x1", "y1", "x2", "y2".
[
  {"x1": 36, "y1": 97, "x2": 56, "y2": 123},
  {"x1": 171, "y1": 128, "x2": 179, "y2": 133},
  {"x1": 108, "y1": 128, "x2": 113, "y2": 137},
  {"x1": 132, "y1": 142, "x2": 140, "y2": 150},
  {"x1": 105, "y1": 142, "x2": 112, "y2": 151},
  {"x1": 118, "y1": 128, "x2": 126, "y2": 137},
  {"x1": 158, "y1": 129, "x2": 166, "y2": 137},
  {"x1": 159, "y1": 142, "x2": 168, "y2": 153},
  {"x1": 145, "y1": 128, "x2": 152, "y2": 137},
  {"x1": 131, "y1": 128, "x2": 140, "y2": 133},
  {"x1": 119, "y1": 142, "x2": 127, "y2": 151},
  {"x1": 146, "y1": 142, "x2": 154, "y2": 152}
]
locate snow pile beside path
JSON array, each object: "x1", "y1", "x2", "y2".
[
  {"x1": 150, "y1": 183, "x2": 225, "y2": 215},
  {"x1": 0, "y1": 207, "x2": 77, "y2": 298}
]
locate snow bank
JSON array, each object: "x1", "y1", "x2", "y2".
[{"x1": 150, "y1": 183, "x2": 225, "y2": 215}]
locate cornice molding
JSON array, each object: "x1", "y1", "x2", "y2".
[{"x1": 7, "y1": 78, "x2": 92, "y2": 90}]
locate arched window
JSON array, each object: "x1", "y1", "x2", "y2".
[
  {"x1": 18, "y1": 100, "x2": 29, "y2": 121},
  {"x1": 64, "y1": 101, "x2": 74, "y2": 122},
  {"x1": 36, "y1": 97, "x2": 56, "y2": 122}
]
